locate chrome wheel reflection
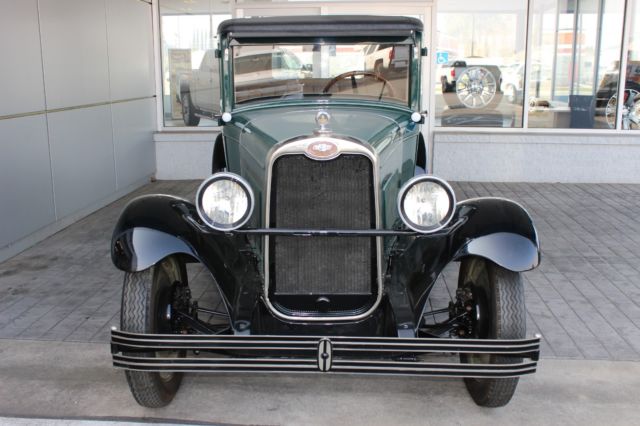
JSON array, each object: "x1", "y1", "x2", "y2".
[
  {"x1": 456, "y1": 67, "x2": 497, "y2": 109},
  {"x1": 606, "y1": 89, "x2": 640, "y2": 130}
]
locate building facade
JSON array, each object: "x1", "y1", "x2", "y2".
[{"x1": 156, "y1": 0, "x2": 640, "y2": 183}]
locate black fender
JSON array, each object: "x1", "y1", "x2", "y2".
[
  {"x1": 212, "y1": 133, "x2": 227, "y2": 173},
  {"x1": 111, "y1": 194, "x2": 262, "y2": 330},
  {"x1": 387, "y1": 197, "x2": 539, "y2": 332},
  {"x1": 451, "y1": 197, "x2": 540, "y2": 271}
]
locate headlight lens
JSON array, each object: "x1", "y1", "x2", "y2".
[
  {"x1": 196, "y1": 173, "x2": 254, "y2": 231},
  {"x1": 398, "y1": 176, "x2": 455, "y2": 233}
]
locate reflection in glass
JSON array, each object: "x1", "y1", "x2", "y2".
[
  {"x1": 622, "y1": 0, "x2": 640, "y2": 129},
  {"x1": 232, "y1": 44, "x2": 410, "y2": 105},
  {"x1": 159, "y1": 0, "x2": 230, "y2": 127},
  {"x1": 528, "y1": 0, "x2": 625, "y2": 129},
  {"x1": 435, "y1": 1, "x2": 528, "y2": 128}
]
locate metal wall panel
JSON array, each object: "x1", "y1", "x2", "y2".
[
  {"x1": 39, "y1": 0, "x2": 110, "y2": 109},
  {"x1": 47, "y1": 105, "x2": 116, "y2": 219},
  {"x1": 112, "y1": 98, "x2": 155, "y2": 189},
  {"x1": 0, "y1": 0, "x2": 46, "y2": 117},
  {"x1": 0, "y1": 116, "x2": 55, "y2": 248},
  {"x1": 106, "y1": 0, "x2": 155, "y2": 100}
]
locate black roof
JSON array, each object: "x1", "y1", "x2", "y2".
[{"x1": 218, "y1": 15, "x2": 423, "y2": 39}]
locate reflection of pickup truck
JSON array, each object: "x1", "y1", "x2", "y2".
[
  {"x1": 179, "y1": 48, "x2": 307, "y2": 125},
  {"x1": 500, "y1": 62, "x2": 548, "y2": 104},
  {"x1": 179, "y1": 49, "x2": 220, "y2": 126},
  {"x1": 364, "y1": 44, "x2": 410, "y2": 74},
  {"x1": 438, "y1": 60, "x2": 502, "y2": 109}
]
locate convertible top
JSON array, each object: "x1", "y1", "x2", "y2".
[{"x1": 218, "y1": 15, "x2": 423, "y2": 39}]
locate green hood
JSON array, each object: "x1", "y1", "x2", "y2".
[
  {"x1": 222, "y1": 101, "x2": 421, "y2": 228},
  {"x1": 230, "y1": 101, "x2": 416, "y2": 154}
]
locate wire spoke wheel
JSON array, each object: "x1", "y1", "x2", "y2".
[
  {"x1": 606, "y1": 89, "x2": 640, "y2": 130},
  {"x1": 456, "y1": 67, "x2": 497, "y2": 109}
]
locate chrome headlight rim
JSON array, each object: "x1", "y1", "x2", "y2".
[
  {"x1": 397, "y1": 175, "x2": 456, "y2": 234},
  {"x1": 196, "y1": 172, "x2": 255, "y2": 231}
]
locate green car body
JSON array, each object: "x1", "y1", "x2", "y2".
[
  {"x1": 224, "y1": 101, "x2": 421, "y2": 233},
  {"x1": 110, "y1": 16, "x2": 542, "y2": 409}
]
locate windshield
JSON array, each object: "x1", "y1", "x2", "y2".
[{"x1": 232, "y1": 43, "x2": 411, "y2": 105}]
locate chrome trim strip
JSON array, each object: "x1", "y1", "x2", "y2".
[
  {"x1": 113, "y1": 335, "x2": 540, "y2": 347},
  {"x1": 112, "y1": 330, "x2": 540, "y2": 346},
  {"x1": 113, "y1": 355, "x2": 537, "y2": 378},
  {"x1": 0, "y1": 96, "x2": 155, "y2": 121},
  {"x1": 263, "y1": 136, "x2": 383, "y2": 322},
  {"x1": 114, "y1": 343, "x2": 539, "y2": 354}
]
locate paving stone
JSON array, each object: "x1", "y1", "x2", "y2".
[{"x1": 1, "y1": 180, "x2": 640, "y2": 361}]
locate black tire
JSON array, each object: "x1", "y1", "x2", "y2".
[
  {"x1": 441, "y1": 77, "x2": 454, "y2": 93},
  {"x1": 120, "y1": 256, "x2": 186, "y2": 408},
  {"x1": 181, "y1": 92, "x2": 200, "y2": 126},
  {"x1": 458, "y1": 257, "x2": 526, "y2": 407}
]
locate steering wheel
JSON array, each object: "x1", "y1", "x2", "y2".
[{"x1": 322, "y1": 71, "x2": 396, "y2": 100}]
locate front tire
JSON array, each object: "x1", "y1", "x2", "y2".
[
  {"x1": 121, "y1": 256, "x2": 186, "y2": 407},
  {"x1": 458, "y1": 257, "x2": 526, "y2": 407}
]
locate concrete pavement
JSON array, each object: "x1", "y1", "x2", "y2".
[
  {"x1": 0, "y1": 339, "x2": 638, "y2": 426},
  {"x1": 2, "y1": 180, "x2": 640, "y2": 424}
]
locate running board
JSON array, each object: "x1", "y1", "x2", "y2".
[{"x1": 111, "y1": 330, "x2": 541, "y2": 378}]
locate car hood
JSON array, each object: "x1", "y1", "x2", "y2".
[
  {"x1": 223, "y1": 101, "x2": 421, "y2": 230},
  {"x1": 229, "y1": 102, "x2": 417, "y2": 161}
]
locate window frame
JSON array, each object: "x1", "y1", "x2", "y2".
[
  {"x1": 152, "y1": 0, "x2": 639, "y2": 133},
  {"x1": 433, "y1": 0, "x2": 638, "y2": 133}
]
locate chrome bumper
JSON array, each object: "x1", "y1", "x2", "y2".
[{"x1": 111, "y1": 330, "x2": 540, "y2": 379}]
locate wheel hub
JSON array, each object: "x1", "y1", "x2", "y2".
[{"x1": 451, "y1": 287, "x2": 476, "y2": 337}]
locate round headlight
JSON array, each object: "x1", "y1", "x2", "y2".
[
  {"x1": 196, "y1": 173, "x2": 254, "y2": 231},
  {"x1": 398, "y1": 176, "x2": 456, "y2": 233}
]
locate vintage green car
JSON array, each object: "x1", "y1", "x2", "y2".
[{"x1": 110, "y1": 16, "x2": 541, "y2": 408}]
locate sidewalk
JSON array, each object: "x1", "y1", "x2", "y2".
[{"x1": 0, "y1": 339, "x2": 638, "y2": 426}]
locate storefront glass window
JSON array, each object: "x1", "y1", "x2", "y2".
[
  {"x1": 528, "y1": 0, "x2": 626, "y2": 129},
  {"x1": 621, "y1": 0, "x2": 640, "y2": 129},
  {"x1": 159, "y1": 0, "x2": 231, "y2": 127},
  {"x1": 435, "y1": 1, "x2": 529, "y2": 128}
]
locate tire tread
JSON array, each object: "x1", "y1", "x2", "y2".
[
  {"x1": 461, "y1": 258, "x2": 526, "y2": 407},
  {"x1": 121, "y1": 267, "x2": 181, "y2": 408}
]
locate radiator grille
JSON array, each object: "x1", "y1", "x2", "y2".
[{"x1": 270, "y1": 154, "x2": 375, "y2": 295}]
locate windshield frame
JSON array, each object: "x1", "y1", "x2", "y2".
[{"x1": 225, "y1": 36, "x2": 418, "y2": 109}]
